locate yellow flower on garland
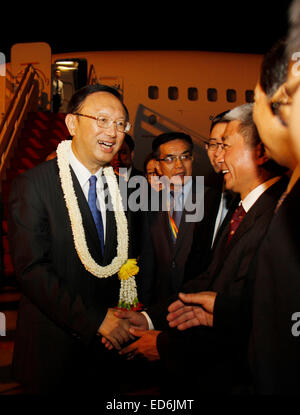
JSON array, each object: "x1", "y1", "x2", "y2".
[
  {"x1": 117, "y1": 259, "x2": 143, "y2": 310},
  {"x1": 118, "y1": 258, "x2": 139, "y2": 280}
]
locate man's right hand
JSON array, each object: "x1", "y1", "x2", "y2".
[
  {"x1": 101, "y1": 310, "x2": 149, "y2": 350},
  {"x1": 98, "y1": 308, "x2": 134, "y2": 350}
]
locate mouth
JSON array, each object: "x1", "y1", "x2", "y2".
[
  {"x1": 97, "y1": 140, "x2": 115, "y2": 152},
  {"x1": 222, "y1": 169, "x2": 230, "y2": 175}
]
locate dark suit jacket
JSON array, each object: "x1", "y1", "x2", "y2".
[
  {"x1": 250, "y1": 179, "x2": 300, "y2": 395},
  {"x1": 8, "y1": 158, "x2": 139, "y2": 394},
  {"x1": 138, "y1": 180, "x2": 221, "y2": 306},
  {"x1": 149, "y1": 177, "x2": 287, "y2": 394}
]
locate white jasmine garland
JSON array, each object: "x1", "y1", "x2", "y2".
[{"x1": 56, "y1": 140, "x2": 139, "y2": 308}]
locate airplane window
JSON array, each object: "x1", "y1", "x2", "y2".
[
  {"x1": 245, "y1": 90, "x2": 254, "y2": 103},
  {"x1": 226, "y1": 89, "x2": 236, "y2": 102},
  {"x1": 188, "y1": 87, "x2": 198, "y2": 101},
  {"x1": 168, "y1": 86, "x2": 178, "y2": 100},
  {"x1": 207, "y1": 88, "x2": 217, "y2": 102},
  {"x1": 148, "y1": 86, "x2": 159, "y2": 99}
]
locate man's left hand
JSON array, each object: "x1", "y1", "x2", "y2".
[{"x1": 119, "y1": 329, "x2": 161, "y2": 361}]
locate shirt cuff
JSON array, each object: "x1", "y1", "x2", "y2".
[{"x1": 141, "y1": 311, "x2": 154, "y2": 330}]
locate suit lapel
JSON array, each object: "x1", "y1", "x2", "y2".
[
  {"x1": 209, "y1": 177, "x2": 287, "y2": 284},
  {"x1": 174, "y1": 181, "x2": 197, "y2": 255},
  {"x1": 226, "y1": 178, "x2": 287, "y2": 253}
]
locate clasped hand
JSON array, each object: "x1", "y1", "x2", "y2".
[
  {"x1": 98, "y1": 309, "x2": 148, "y2": 350},
  {"x1": 99, "y1": 309, "x2": 160, "y2": 361}
]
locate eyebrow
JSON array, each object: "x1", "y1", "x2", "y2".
[
  {"x1": 209, "y1": 138, "x2": 223, "y2": 142},
  {"x1": 97, "y1": 111, "x2": 126, "y2": 119},
  {"x1": 162, "y1": 149, "x2": 191, "y2": 157}
]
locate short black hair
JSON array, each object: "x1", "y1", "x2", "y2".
[
  {"x1": 259, "y1": 38, "x2": 289, "y2": 98},
  {"x1": 152, "y1": 131, "x2": 193, "y2": 159},
  {"x1": 124, "y1": 134, "x2": 135, "y2": 152},
  {"x1": 209, "y1": 110, "x2": 230, "y2": 134},
  {"x1": 67, "y1": 84, "x2": 129, "y2": 119}
]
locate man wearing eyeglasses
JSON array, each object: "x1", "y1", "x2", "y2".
[
  {"x1": 8, "y1": 84, "x2": 140, "y2": 395},
  {"x1": 205, "y1": 111, "x2": 237, "y2": 247},
  {"x1": 138, "y1": 131, "x2": 220, "y2": 307}
]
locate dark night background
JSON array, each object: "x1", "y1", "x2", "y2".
[{"x1": 0, "y1": 1, "x2": 294, "y2": 61}]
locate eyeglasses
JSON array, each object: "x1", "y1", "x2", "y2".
[
  {"x1": 206, "y1": 142, "x2": 224, "y2": 152},
  {"x1": 74, "y1": 113, "x2": 131, "y2": 133},
  {"x1": 158, "y1": 154, "x2": 193, "y2": 164},
  {"x1": 222, "y1": 143, "x2": 231, "y2": 151}
]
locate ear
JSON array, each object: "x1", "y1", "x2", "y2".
[
  {"x1": 65, "y1": 113, "x2": 77, "y2": 137},
  {"x1": 130, "y1": 150, "x2": 135, "y2": 161},
  {"x1": 255, "y1": 143, "x2": 269, "y2": 165},
  {"x1": 271, "y1": 81, "x2": 291, "y2": 105},
  {"x1": 155, "y1": 160, "x2": 162, "y2": 176}
]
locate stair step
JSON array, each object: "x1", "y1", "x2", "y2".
[{"x1": 1, "y1": 111, "x2": 68, "y2": 278}]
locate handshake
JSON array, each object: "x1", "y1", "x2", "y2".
[
  {"x1": 98, "y1": 309, "x2": 161, "y2": 361},
  {"x1": 98, "y1": 309, "x2": 149, "y2": 351},
  {"x1": 97, "y1": 291, "x2": 217, "y2": 361}
]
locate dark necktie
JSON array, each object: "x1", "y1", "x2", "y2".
[
  {"x1": 88, "y1": 175, "x2": 104, "y2": 255},
  {"x1": 169, "y1": 191, "x2": 182, "y2": 243},
  {"x1": 226, "y1": 204, "x2": 246, "y2": 245}
]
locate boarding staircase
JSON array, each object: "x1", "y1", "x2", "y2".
[{"x1": 1, "y1": 111, "x2": 69, "y2": 281}]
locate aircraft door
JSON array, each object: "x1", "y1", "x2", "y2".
[{"x1": 53, "y1": 58, "x2": 87, "y2": 112}]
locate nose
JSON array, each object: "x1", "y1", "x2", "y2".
[
  {"x1": 106, "y1": 121, "x2": 118, "y2": 137},
  {"x1": 215, "y1": 147, "x2": 225, "y2": 164},
  {"x1": 174, "y1": 156, "x2": 184, "y2": 169}
]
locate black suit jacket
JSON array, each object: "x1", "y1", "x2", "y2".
[
  {"x1": 8, "y1": 158, "x2": 139, "y2": 394},
  {"x1": 149, "y1": 178, "x2": 287, "y2": 394},
  {"x1": 250, "y1": 179, "x2": 300, "y2": 395},
  {"x1": 138, "y1": 180, "x2": 221, "y2": 306}
]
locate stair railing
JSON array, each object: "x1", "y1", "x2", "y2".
[
  {"x1": 0, "y1": 64, "x2": 39, "y2": 187},
  {"x1": 87, "y1": 64, "x2": 98, "y2": 85}
]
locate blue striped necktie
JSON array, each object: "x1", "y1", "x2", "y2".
[{"x1": 88, "y1": 175, "x2": 104, "y2": 255}]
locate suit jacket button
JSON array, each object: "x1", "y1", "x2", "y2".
[{"x1": 171, "y1": 260, "x2": 176, "y2": 269}]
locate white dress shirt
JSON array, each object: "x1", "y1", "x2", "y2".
[
  {"x1": 69, "y1": 148, "x2": 106, "y2": 241},
  {"x1": 240, "y1": 176, "x2": 280, "y2": 213}
]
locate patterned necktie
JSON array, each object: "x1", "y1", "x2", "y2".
[
  {"x1": 88, "y1": 175, "x2": 104, "y2": 255},
  {"x1": 169, "y1": 191, "x2": 182, "y2": 243},
  {"x1": 226, "y1": 204, "x2": 246, "y2": 245}
]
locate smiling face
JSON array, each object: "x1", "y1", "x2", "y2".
[
  {"x1": 65, "y1": 91, "x2": 126, "y2": 173},
  {"x1": 155, "y1": 139, "x2": 193, "y2": 188},
  {"x1": 218, "y1": 120, "x2": 262, "y2": 199},
  {"x1": 206, "y1": 122, "x2": 228, "y2": 173},
  {"x1": 253, "y1": 82, "x2": 296, "y2": 169}
]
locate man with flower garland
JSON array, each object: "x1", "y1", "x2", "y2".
[{"x1": 8, "y1": 84, "x2": 142, "y2": 395}]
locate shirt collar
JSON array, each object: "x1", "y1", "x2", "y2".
[
  {"x1": 172, "y1": 177, "x2": 193, "y2": 202},
  {"x1": 69, "y1": 147, "x2": 103, "y2": 188},
  {"x1": 241, "y1": 176, "x2": 281, "y2": 212}
]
